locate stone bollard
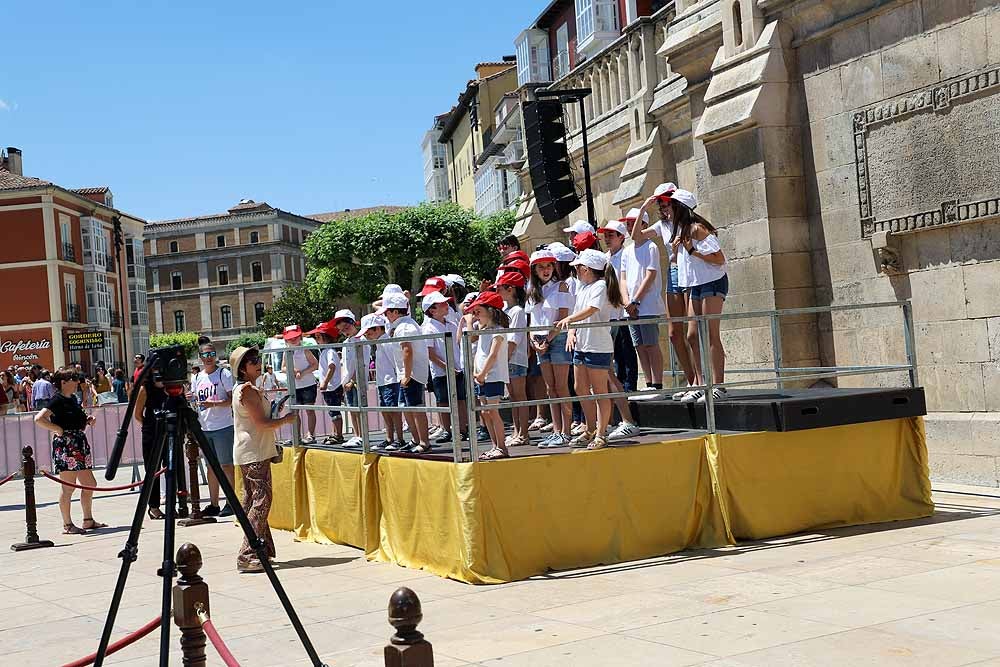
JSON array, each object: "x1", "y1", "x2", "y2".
[
  {"x1": 173, "y1": 543, "x2": 209, "y2": 666},
  {"x1": 384, "y1": 587, "x2": 433, "y2": 667},
  {"x1": 11, "y1": 446, "x2": 54, "y2": 552},
  {"x1": 179, "y1": 436, "x2": 215, "y2": 527}
]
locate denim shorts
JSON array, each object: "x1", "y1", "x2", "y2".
[
  {"x1": 474, "y1": 381, "x2": 505, "y2": 399},
  {"x1": 295, "y1": 384, "x2": 318, "y2": 405},
  {"x1": 203, "y1": 425, "x2": 235, "y2": 466},
  {"x1": 689, "y1": 274, "x2": 729, "y2": 301},
  {"x1": 508, "y1": 363, "x2": 528, "y2": 378},
  {"x1": 343, "y1": 385, "x2": 358, "y2": 407},
  {"x1": 322, "y1": 388, "x2": 344, "y2": 420},
  {"x1": 666, "y1": 264, "x2": 684, "y2": 295},
  {"x1": 629, "y1": 316, "x2": 660, "y2": 347},
  {"x1": 431, "y1": 373, "x2": 467, "y2": 404},
  {"x1": 536, "y1": 331, "x2": 572, "y2": 365},
  {"x1": 399, "y1": 379, "x2": 425, "y2": 407},
  {"x1": 573, "y1": 351, "x2": 613, "y2": 369},
  {"x1": 378, "y1": 383, "x2": 400, "y2": 407}
]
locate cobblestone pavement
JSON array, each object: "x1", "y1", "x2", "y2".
[{"x1": 1, "y1": 473, "x2": 999, "y2": 666}]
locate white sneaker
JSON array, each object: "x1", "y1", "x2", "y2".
[
  {"x1": 607, "y1": 422, "x2": 640, "y2": 441},
  {"x1": 428, "y1": 425, "x2": 444, "y2": 439},
  {"x1": 696, "y1": 387, "x2": 728, "y2": 404},
  {"x1": 672, "y1": 385, "x2": 691, "y2": 401},
  {"x1": 680, "y1": 389, "x2": 703, "y2": 404},
  {"x1": 343, "y1": 436, "x2": 362, "y2": 448},
  {"x1": 571, "y1": 422, "x2": 587, "y2": 436}
]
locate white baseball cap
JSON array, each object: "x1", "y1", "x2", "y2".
[
  {"x1": 621, "y1": 208, "x2": 650, "y2": 223},
  {"x1": 669, "y1": 188, "x2": 698, "y2": 210},
  {"x1": 381, "y1": 284, "x2": 404, "y2": 297},
  {"x1": 333, "y1": 308, "x2": 357, "y2": 324},
  {"x1": 461, "y1": 291, "x2": 480, "y2": 306},
  {"x1": 376, "y1": 293, "x2": 410, "y2": 314},
  {"x1": 546, "y1": 242, "x2": 577, "y2": 262},
  {"x1": 562, "y1": 219, "x2": 595, "y2": 235},
  {"x1": 358, "y1": 313, "x2": 387, "y2": 335},
  {"x1": 598, "y1": 220, "x2": 628, "y2": 236},
  {"x1": 421, "y1": 291, "x2": 450, "y2": 311},
  {"x1": 653, "y1": 182, "x2": 678, "y2": 197},
  {"x1": 444, "y1": 273, "x2": 465, "y2": 287},
  {"x1": 570, "y1": 248, "x2": 610, "y2": 270}
]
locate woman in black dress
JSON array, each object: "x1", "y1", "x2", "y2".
[{"x1": 34, "y1": 368, "x2": 107, "y2": 534}]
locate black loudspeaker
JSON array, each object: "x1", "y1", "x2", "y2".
[{"x1": 523, "y1": 100, "x2": 580, "y2": 224}]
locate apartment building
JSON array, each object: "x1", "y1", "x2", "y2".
[{"x1": 421, "y1": 113, "x2": 452, "y2": 203}]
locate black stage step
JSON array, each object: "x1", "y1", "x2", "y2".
[{"x1": 631, "y1": 387, "x2": 926, "y2": 432}]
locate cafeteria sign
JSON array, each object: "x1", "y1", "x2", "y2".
[{"x1": 67, "y1": 329, "x2": 106, "y2": 352}]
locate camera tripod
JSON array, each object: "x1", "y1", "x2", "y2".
[{"x1": 93, "y1": 388, "x2": 326, "y2": 666}]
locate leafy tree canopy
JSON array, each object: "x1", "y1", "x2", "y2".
[
  {"x1": 224, "y1": 332, "x2": 268, "y2": 357},
  {"x1": 258, "y1": 283, "x2": 334, "y2": 336},
  {"x1": 149, "y1": 332, "x2": 200, "y2": 361}
]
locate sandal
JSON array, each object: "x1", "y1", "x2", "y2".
[
  {"x1": 478, "y1": 447, "x2": 510, "y2": 461},
  {"x1": 63, "y1": 523, "x2": 87, "y2": 535},
  {"x1": 410, "y1": 443, "x2": 434, "y2": 454},
  {"x1": 147, "y1": 507, "x2": 165, "y2": 520},
  {"x1": 237, "y1": 559, "x2": 265, "y2": 574},
  {"x1": 82, "y1": 518, "x2": 108, "y2": 530},
  {"x1": 586, "y1": 436, "x2": 608, "y2": 451}
]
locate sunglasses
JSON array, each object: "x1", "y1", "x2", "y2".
[
  {"x1": 245, "y1": 355, "x2": 261, "y2": 365},
  {"x1": 199, "y1": 351, "x2": 217, "y2": 358}
]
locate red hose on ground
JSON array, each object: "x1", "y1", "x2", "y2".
[
  {"x1": 0, "y1": 471, "x2": 16, "y2": 487},
  {"x1": 40, "y1": 468, "x2": 166, "y2": 492},
  {"x1": 61, "y1": 615, "x2": 162, "y2": 667},
  {"x1": 202, "y1": 618, "x2": 241, "y2": 667}
]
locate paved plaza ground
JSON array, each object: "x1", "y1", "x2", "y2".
[{"x1": 2, "y1": 473, "x2": 1000, "y2": 666}]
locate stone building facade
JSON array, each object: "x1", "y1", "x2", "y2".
[
  {"x1": 510, "y1": 0, "x2": 1000, "y2": 485},
  {"x1": 144, "y1": 200, "x2": 318, "y2": 345}
]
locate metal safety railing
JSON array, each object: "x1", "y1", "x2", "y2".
[{"x1": 276, "y1": 301, "x2": 917, "y2": 463}]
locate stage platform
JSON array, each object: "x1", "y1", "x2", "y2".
[
  {"x1": 260, "y1": 415, "x2": 934, "y2": 584},
  {"x1": 631, "y1": 386, "x2": 927, "y2": 432}
]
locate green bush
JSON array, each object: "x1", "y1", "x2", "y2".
[
  {"x1": 225, "y1": 332, "x2": 268, "y2": 357},
  {"x1": 149, "y1": 332, "x2": 200, "y2": 360}
]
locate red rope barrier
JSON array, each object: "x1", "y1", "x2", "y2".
[
  {"x1": 40, "y1": 468, "x2": 166, "y2": 492},
  {"x1": 202, "y1": 618, "x2": 241, "y2": 666},
  {"x1": 0, "y1": 471, "x2": 16, "y2": 487},
  {"x1": 61, "y1": 615, "x2": 161, "y2": 667}
]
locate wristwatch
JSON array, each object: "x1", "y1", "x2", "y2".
[{"x1": 630, "y1": 300, "x2": 641, "y2": 307}]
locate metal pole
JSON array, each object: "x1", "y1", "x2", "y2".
[
  {"x1": 443, "y1": 332, "x2": 462, "y2": 463},
  {"x1": 577, "y1": 97, "x2": 596, "y2": 228},
  {"x1": 462, "y1": 331, "x2": 478, "y2": 462},
  {"x1": 770, "y1": 312, "x2": 784, "y2": 391},
  {"x1": 354, "y1": 341, "x2": 371, "y2": 455},
  {"x1": 698, "y1": 318, "x2": 717, "y2": 434},
  {"x1": 901, "y1": 301, "x2": 919, "y2": 388}
]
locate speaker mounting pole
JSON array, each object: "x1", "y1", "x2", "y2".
[{"x1": 537, "y1": 87, "x2": 595, "y2": 227}]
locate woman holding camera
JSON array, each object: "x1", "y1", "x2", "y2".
[
  {"x1": 34, "y1": 368, "x2": 106, "y2": 534},
  {"x1": 230, "y1": 346, "x2": 297, "y2": 573}
]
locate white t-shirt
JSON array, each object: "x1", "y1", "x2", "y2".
[
  {"x1": 192, "y1": 367, "x2": 234, "y2": 431},
  {"x1": 475, "y1": 329, "x2": 510, "y2": 384},
  {"x1": 525, "y1": 280, "x2": 572, "y2": 328},
  {"x1": 572, "y1": 280, "x2": 615, "y2": 353},
  {"x1": 607, "y1": 248, "x2": 625, "y2": 320},
  {"x1": 373, "y1": 333, "x2": 397, "y2": 387},
  {"x1": 423, "y1": 317, "x2": 462, "y2": 378},
  {"x1": 621, "y1": 240, "x2": 666, "y2": 316},
  {"x1": 318, "y1": 347, "x2": 342, "y2": 391},
  {"x1": 677, "y1": 234, "x2": 727, "y2": 287},
  {"x1": 341, "y1": 334, "x2": 363, "y2": 385},
  {"x1": 261, "y1": 371, "x2": 279, "y2": 391},
  {"x1": 287, "y1": 347, "x2": 318, "y2": 388},
  {"x1": 390, "y1": 316, "x2": 430, "y2": 384},
  {"x1": 504, "y1": 304, "x2": 529, "y2": 368},
  {"x1": 649, "y1": 220, "x2": 678, "y2": 261}
]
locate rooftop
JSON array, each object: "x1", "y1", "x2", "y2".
[
  {"x1": 71, "y1": 186, "x2": 110, "y2": 195},
  {"x1": 308, "y1": 205, "x2": 409, "y2": 223},
  {"x1": 0, "y1": 167, "x2": 51, "y2": 191},
  {"x1": 149, "y1": 199, "x2": 318, "y2": 228}
]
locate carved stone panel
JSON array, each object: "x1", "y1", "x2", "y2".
[{"x1": 854, "y1": 66, "x2": 1000, "y2": 238}]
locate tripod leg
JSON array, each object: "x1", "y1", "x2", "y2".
[
  {"x1": 157, "y1": 419, "x2": 180, "y2": 667},
  {"x1": 94, "y1": 419, "x2": 169, "y2": 667},
  {"x1": 182, "y1": 407, "x2": 328, "y2": 667}
]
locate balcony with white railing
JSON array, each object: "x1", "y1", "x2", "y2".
[
  {"x1": 515, "y1": 29, "x2": 551, "y2": 86},
  {"x1": 576, "y1": 0, "x2": 622, "y2": 60}
]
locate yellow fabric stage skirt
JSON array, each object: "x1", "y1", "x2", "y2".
[{"x1": 262, "y1": 417, "x2": 933, "y2": 584}]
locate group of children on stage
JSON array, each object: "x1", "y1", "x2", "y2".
[{"x1": 280, "y1": 182, "x2": 729, "y2": 461}]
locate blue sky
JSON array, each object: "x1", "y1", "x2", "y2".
[{"x1": 0, "y1": 1, "x2": 543, "y2": 221}]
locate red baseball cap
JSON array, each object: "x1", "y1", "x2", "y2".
[
  {"x1": 572, "y1": 231, "x2": 599, "y2": 252},
  {"x1": 505, "y1": 250, "x2": 529, "y2": 263},
  {"x1": 469, "y1": 291, "x2": 505, "y2": 311},
  {"x1": 280, "y1": 324, "x2": 303, "y2": 340},
  {"x1": 496, "y1": 271, "x2": 526, "y2": 288},
  {"x1": 306, "y1": 319, "x2": 338, "y2": 336},
  {"x1": 500, "y1": 258, "x2": 530, "y2": 278},
  {"x1": 418, "y1": 276, "x2": 447, "y2": 297}
]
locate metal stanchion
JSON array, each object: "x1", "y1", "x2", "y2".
[
  {"x1": 384, "y1": 587, "x2": 433, "y2": 667},
  {"x1": 462, "y1": 332, "x2": 478, "y2": 461},
  {"x1": 354, "y1": 340, "x2": 372, "y2": 455},
  {"x1": 11, "y1": 446, "x2": 54, "y2": 552},
  {"x1": 172, "y1": 543, "x2": 208, "y2": 665},
  {"x1": 443, "y1": 332, "x2": 462, "y2": 463},
  {"x1": 284, "y1": 350, "x2": 299, "y2": 446},
  {"x1": 698, "y1": 318, "x2": 717, "y2": 434},
  {"x1": 901, "y1": 301, "x2": 919, "y2": 388},
  {"x1": 770, "y1": 311, "x2": 784, "y2": 390}
]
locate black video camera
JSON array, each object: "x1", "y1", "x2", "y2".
[{"x1": 147, "y1": 344, "x2": 189, "y2": 385}]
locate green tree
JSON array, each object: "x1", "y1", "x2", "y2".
[
  {"x1": 149, "y1": 332, "x2": 200, "y2": 360},
  {"x1": 225, "y1": 332, "x2": 268, "y2": 357},
  {"x1": 258, "y1": 283, "x2": 333, "y2": 335},
  {"x1": 302, "y1": 202, "x2": 514, "y2": 304}
]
